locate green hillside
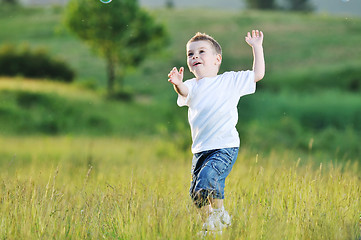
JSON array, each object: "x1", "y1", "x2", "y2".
[
  {"x1": 1, "y1": 7, "x2": 361, "y2": 91},
  {"x1": 0, "y1": 78, "x2": 183, "y2": 137},
  {"x1": 0, "y1": 6, "x2": 360, "y2": 159}
]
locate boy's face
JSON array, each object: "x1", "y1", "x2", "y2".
[{"x1": 186, "y1": 40, "x2": 222, "y2": 80}]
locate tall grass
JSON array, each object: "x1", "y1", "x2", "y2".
[{"x1": 1, "y1": 136, "x2": 360, "y2": 239}]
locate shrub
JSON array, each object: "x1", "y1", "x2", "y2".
[
  {"x1": 265, "y1": 64, "x2": 361, "y2": 93},
  {"x1": 0, "y1": 0, "x2": 18, "y2": 5},
  {"x1": 0, "y1": 44, "x2": 74, "y2": 82},
  {"x1": 245, "y1": 0, "x2": 276, "y2": 9},
  {"x1": 283, "y1": 0, "x2": 314, "y2": 12},
  {"x1": 0, "y1": 90, "x2": 113, "y2": 135}
]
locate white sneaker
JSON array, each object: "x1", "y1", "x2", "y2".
[
  {"x1": 220, "y1": 209, "x2": 231, "y2": 227},
  {"x1": 202, "y1": 208, "x2": 231, "y2": 231}
]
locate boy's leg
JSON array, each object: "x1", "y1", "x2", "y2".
[
  {"x1": 203, "y1": 147, "x2": 239, "y2": 231},
  {"x1": 198, "y1": 199, "x2": 223, "y2": 223},
  {"x1": 208, "y1": 198, "x2": 231, "y2": 227},
  {"x1": 210, "y1": 198, "x2": 223, "y2": 209},
  {"x1": 190, "y1": 148, "x2": 238, "y2": 230},
  {"x1": 190, "y1": 148, "x2": 238, "y2": 203},
  {"x1": 200, "y1": 204, "x2": 212, "y2": 222}
]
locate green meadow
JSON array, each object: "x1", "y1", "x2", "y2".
[
  {"x1": 0, "y1": 5, "x2": 361, "y2": 239},
  {"x1": 1, "y1": 136, "x2": 360, "y2": 239}
]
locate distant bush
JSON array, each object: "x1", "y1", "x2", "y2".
[
  {"x1": 165, "y1": 0, "x2": 174, "y2": 8},
  {"x1": 279, "y1": 0, "x2": 314, "y2": 12},
  {"x1": 239, "y1": 91, "x2": 361, "y2": 131},
  {"x1": 106, "y1": 89, "x2": 134, "y2": 102},
  {"x1": 265, "y1": 64, "x2": 361, "y2": 93},
  {"x1": 0, "y1": 90, "x2": 111, "y2": 135},
  {"x1": 245, "y1": 0, "x2": 276, "y2": 9},
  {"x1": 246, "y1": 0, "x2": 313, "y2": 11},
  {"x1": 0, "y1": 44, "x2": 74, "y2": 82},
  {"x1": 237, "y1": 90, "x2": 361, "y2": 158},
  {"x1": 0, "y1": 0, "x2": 18, "y2": 5},
  {"x1": 243, "y1": 119, "x2": 361, "y2": 159}
]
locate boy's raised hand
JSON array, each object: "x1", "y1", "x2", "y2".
[
  {"x1": 168, "y1": 67, "x2": 184, "y2": 86},
  {"x1": 245, "y1": 30, "x2": 264, "y2": 48}
]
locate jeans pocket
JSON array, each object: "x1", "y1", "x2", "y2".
[
  {"x1": 210, "y1": 154, "x2": 230, "y2": 175},
  {"x1": 210, "y1": 148, "x2": 238, "y2": 175}
]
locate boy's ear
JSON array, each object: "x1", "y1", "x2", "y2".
[{"x1": 216, "y1": 54, "x2": 222, "y2": 65}]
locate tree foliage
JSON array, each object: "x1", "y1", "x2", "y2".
[
  {"x1": 0, "y1": 44, "x2": 74, "y2": 82},
  {"x1": 245, "y1": 0, "x2": 276, "y2": 9},
  {"x1": 0, "y1": 0, "x2": 18, "y2": 5},
  {"x1": 245, "y1": 0, "x2": 313, "y2": 11},
  {"x1": 282, "y1": 0, "x2": 314, "y2": 11},
  {"x1": 64, "y1": 0, "x2": 168, "y2": 94}
]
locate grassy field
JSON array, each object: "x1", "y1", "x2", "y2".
[
  {"x1": 1, "y1": 136, "x2": 360, "y2": 239},
  {"x1": 0, "y1": 5, "x2": 361, "y2": 239},
  {"x1": 0, "y1": 79, "x2": 360, "y2": 239}
]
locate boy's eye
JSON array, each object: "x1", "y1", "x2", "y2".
[
  {"x1": 188, "y1": 52, "x2": 193, "y2": 57},
  {"x1": 199, "y1": 50, "x2": 205, "y2": 54}
]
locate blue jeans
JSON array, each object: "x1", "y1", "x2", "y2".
[{"x1": 189, "y1": 147, "x2": 239, "y2": 208}]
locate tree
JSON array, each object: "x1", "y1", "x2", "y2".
[
  {"x1": 0, "y1": 0, "x2": 18, "y2": 6},
  {"x1": 165, "y1": 0, "x2": 174, "y2": 9},
  {"x1": 284, "y1": 0, "x2": 314, "y2": 11},
  {"x1": 0, "y1": 0, "x2": 17, "y2": 5},
  {"x1": 64, "y1": 0, "x2": 168, "y2": 95},
  {"x1": 245, "y1": 0, "x2": 276, "y2": 9}
]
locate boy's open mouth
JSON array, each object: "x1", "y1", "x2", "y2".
[{"x1": 193, "y1": 62, "x2": 202, "y2": 66}]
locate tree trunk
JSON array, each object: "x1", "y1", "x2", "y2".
[{"x1": 106, "y1": 57, "x2": 115, "y2": 95}]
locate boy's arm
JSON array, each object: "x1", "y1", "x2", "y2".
[
  {"x1": 168, "y1": 67, "x2": 189, "y2": 97},
  {"x1": 245, "y1": 30, "x2": 265, "y2": 82}
]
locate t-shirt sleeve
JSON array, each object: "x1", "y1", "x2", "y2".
[
  {"x1": 177, "y1": 80, "x2": 193, "y2": 107},
  {"x1": 232, "y1": 70, "x2": 256, "y2": 97}
]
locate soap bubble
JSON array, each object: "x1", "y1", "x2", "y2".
[{"x1": 100, "y1": 0, "x2": 112, "y2": 3}]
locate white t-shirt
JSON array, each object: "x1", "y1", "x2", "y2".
[{"x1": 177, "y1": 71, "x2": 256, "y2": 154}]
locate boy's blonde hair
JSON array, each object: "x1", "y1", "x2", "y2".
[{"x1": 187, "y1": 32, "x2": 222, "y2": 55}]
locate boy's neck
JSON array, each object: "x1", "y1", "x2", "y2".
[{"x1": 195, "y1": 72, "x2": 219, "y2": 80}]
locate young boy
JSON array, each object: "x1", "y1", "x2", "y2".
[{"x1": 168, "y1": 30, "x2": 265, "y2": 232}]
